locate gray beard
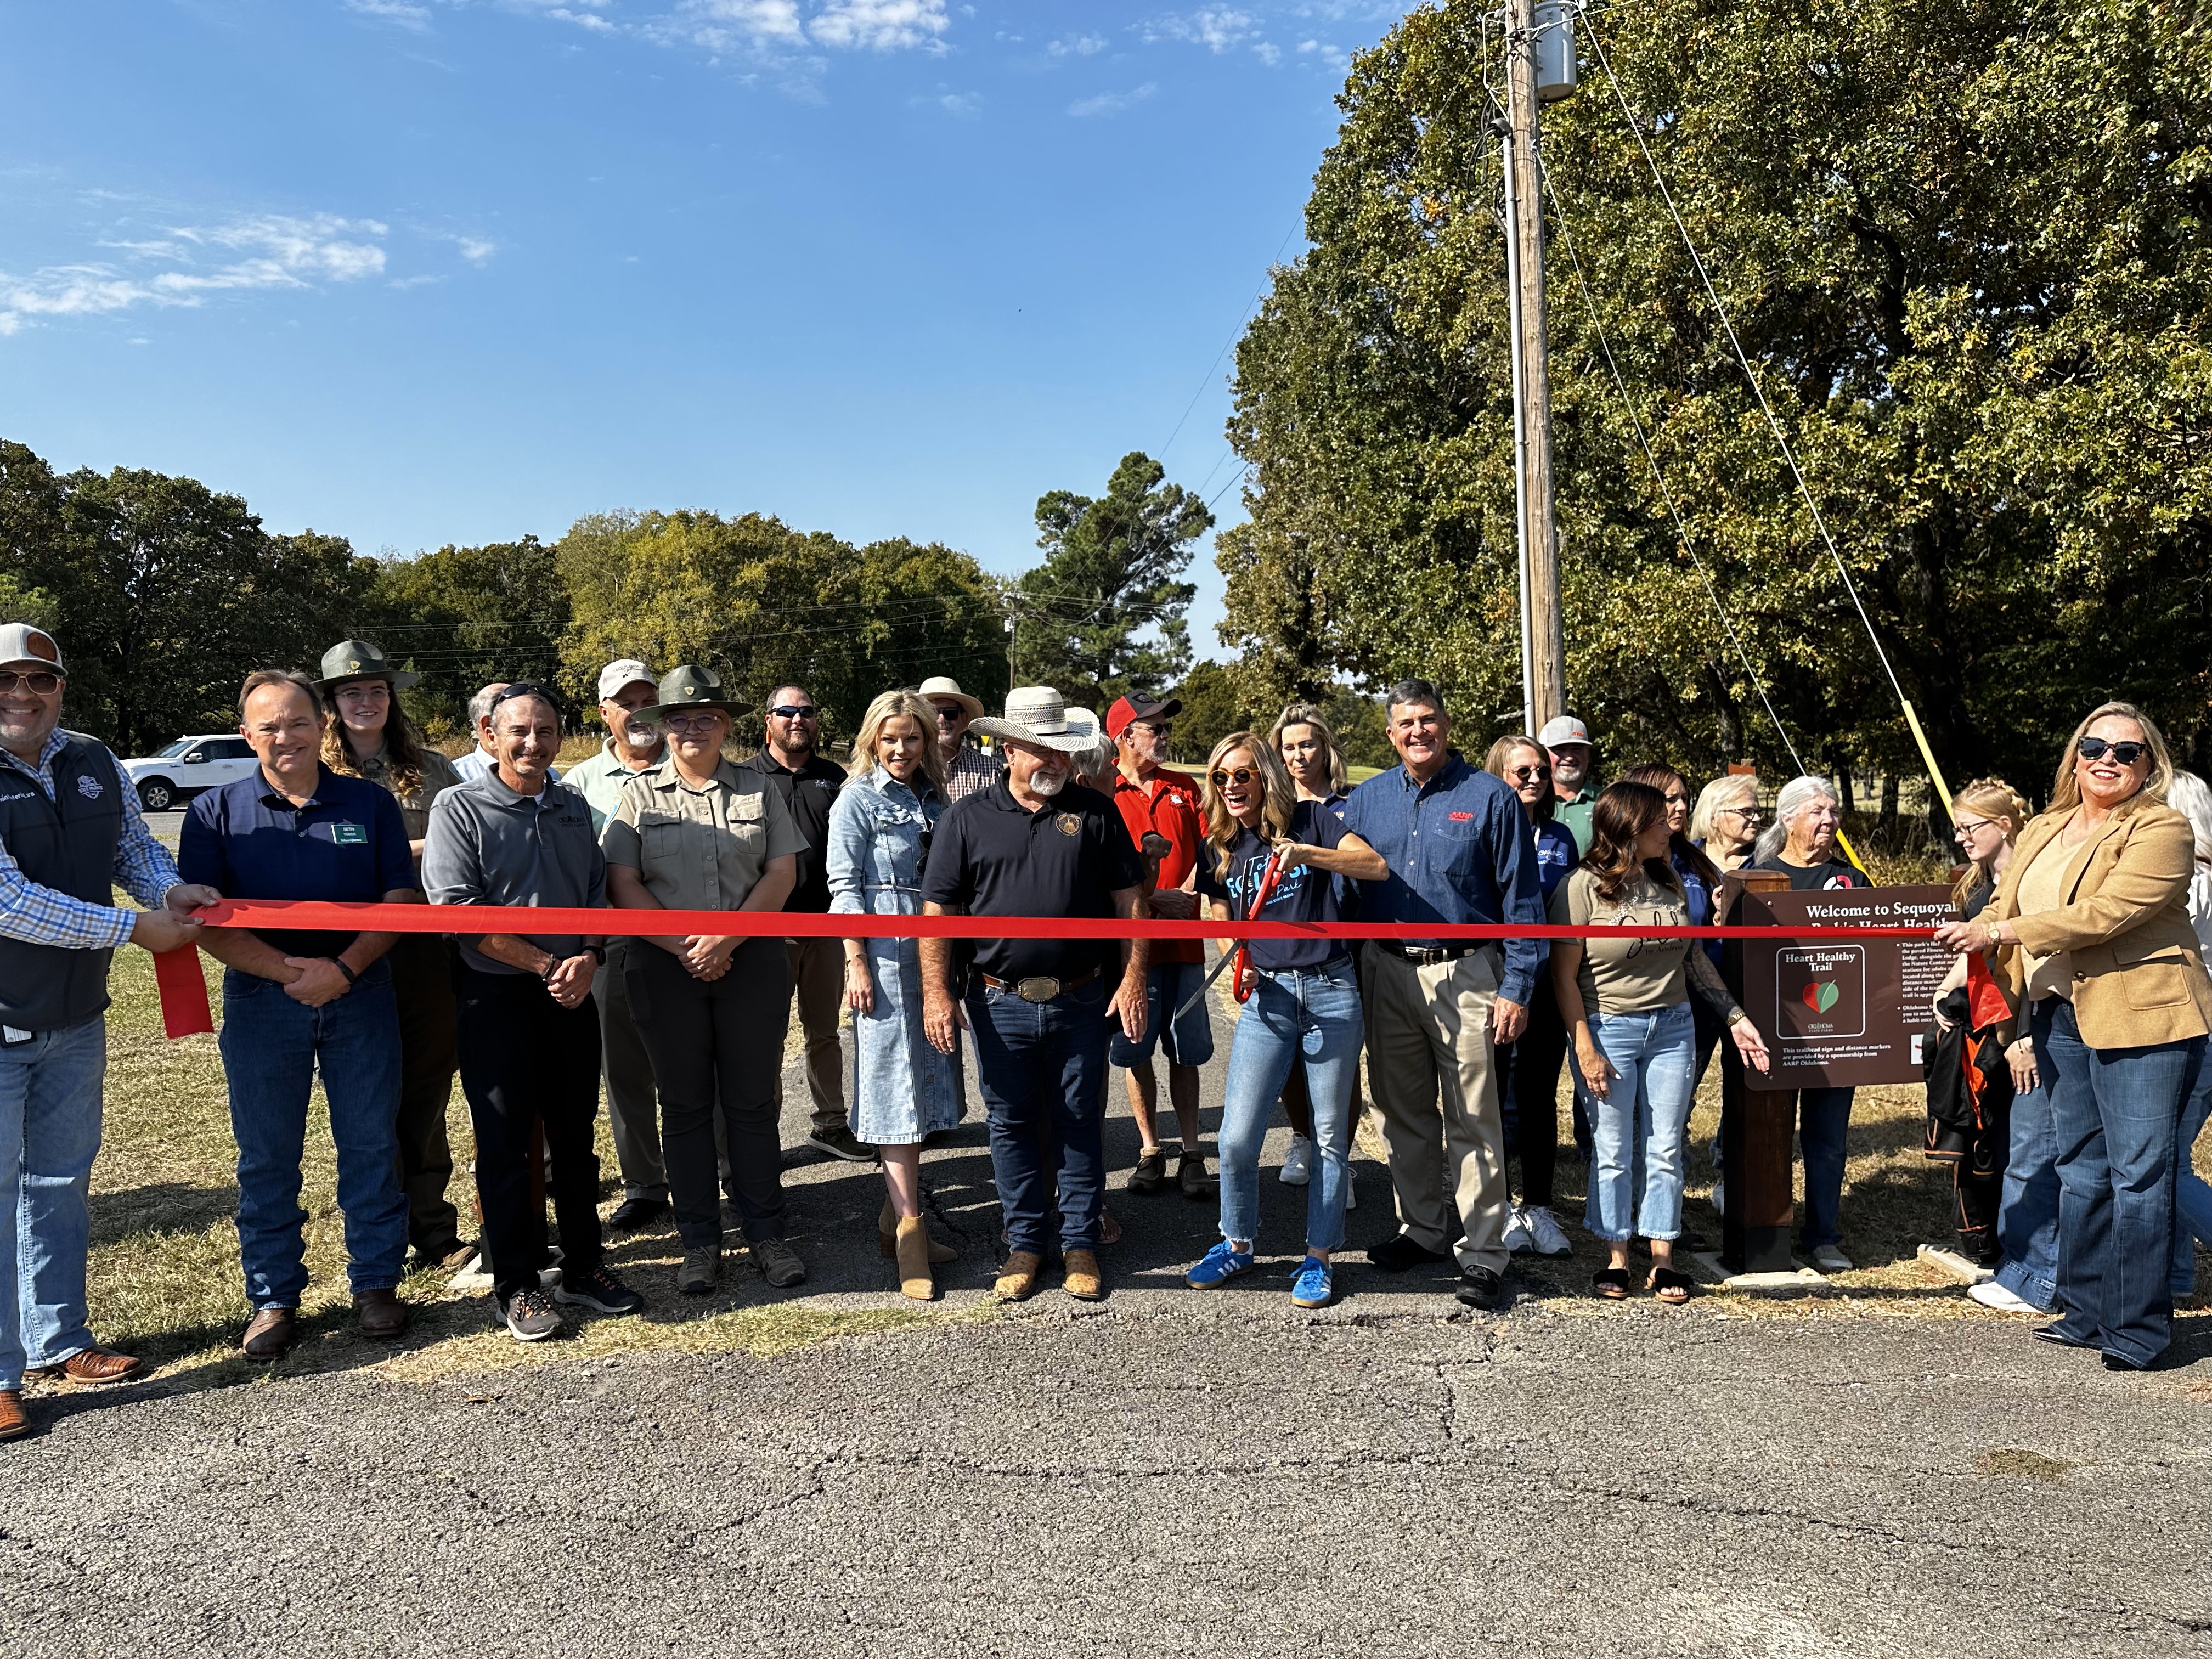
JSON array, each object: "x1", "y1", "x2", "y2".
[{"x1": 1029, "y1": 770, "x2": 1067, "y2": 798}]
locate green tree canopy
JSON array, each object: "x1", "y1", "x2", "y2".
[
  {"x1": 1018, "y1": 451, "x2": 1211, "y2": 708},
  {"x1": 1221, "y1": 0, "x2": 2212, "y2": 799},
  {"x1": 370, "y1": 535, "x2": 571, "y2": 736}
]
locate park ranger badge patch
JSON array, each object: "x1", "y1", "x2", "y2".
[
  {"x1": 76, "y1": 774, "x2": 103, "y2": 799},
  {"x1": 333, "y1": 822, "x2": 369, "y2": 844},
  {"x1": 1056, "y1": 812, "x2": 1081, "y2": 836}
]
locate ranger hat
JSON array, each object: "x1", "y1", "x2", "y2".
[
  {"x1": 317, "y1": 639, "x2": 420, "y2": 691},
  {"x1": 0, "y1": 624, "x2": 64, "y2": 675},
  {"x1": 633, "y1": 663, "x2": 747, "y2": 724}
]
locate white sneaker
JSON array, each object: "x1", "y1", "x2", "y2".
[
  {"x1": 1810, "y1": 1244, "x2": 1854, "y2": 1272},
  {"x1": 1522, "y1": 1205, "x2": 1573, "y2": 1259},
  {"x1": 1500, "y1": 1205, "x2": 1535, "y2": 1254},
  {"x1": 1279, "y1": 1135, "x2": 1313, "y2": 1187},
  {"x1": 1968, "y1": 1279, "x2": 2038, "y2": 1314}
]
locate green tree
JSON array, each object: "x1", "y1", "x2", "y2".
[
  {"x1": 1019, "y1": 452, "x2": 1211, "y2": 708},
  {"x1": 1222, "y1": 0, "x2": 2212, "y2": 798},
  {"x1": 0, "y1": 441, "x2": 379, "y2": 752},
  {"x1": 371, "y1": 536, "x2": 572, "y2": 736},
  {"x1": 1170, "y1": 659, "x2": 1250, "y2": 763}
]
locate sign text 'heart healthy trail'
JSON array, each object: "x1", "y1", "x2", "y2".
[{"x1": 1740, "y1": 886, "x2": 1959, "y2": 1090}]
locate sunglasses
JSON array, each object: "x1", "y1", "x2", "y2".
[
  {"x1": 489, "y1": 681, "x2": 561, "y2": 714},
  {"x1": 1210, "y1": 767, "x2": 1259, "y2": 789},
  {"x1": 769, "y1": 704, "x2": 819, "y2": 721},
  {"x1": 2078, "y1": 735, "x2": 2149, "y2": 766},
  {"x1": 0, "y1": 670, "x2": 62, "y2": 695},
  {"x1": 1508, "y1": 765, "x2": 1551, "y2": 782},
  {"x1": 930, "y1": 705, "x2": 966, "y2": 723}
]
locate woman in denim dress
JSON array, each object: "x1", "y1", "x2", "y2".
[{"x1": 828, "y1": 690, "x2": 963, "y2": 1299}]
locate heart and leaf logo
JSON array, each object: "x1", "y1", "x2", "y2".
[{"x1": 1801, "y1": 980, "x2": 1841, "y2": 1013}]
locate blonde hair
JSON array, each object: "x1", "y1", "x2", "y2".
[
  {"x1": 1690, "y1": 772, "x2": 1760, "y2": 847},
  {"x1": 1482, "y1": 733, "x2": 1554, "y2": 822},
  {"x1": 848, "y1": 691, "x2": 947, "y2": 797},
  {"x1": 1201, "y1": 732, "x2": 1298, "y2": 881},
  {"x1": 2045, "y1": 701, "x2": 2173, "y2": 815},
  {"x1": 1268, "y1": 703, "x2": 1350, "y2": 798},
  {"x1": 1949, "y1": 776, "x2": 2032, "y2": 913}
]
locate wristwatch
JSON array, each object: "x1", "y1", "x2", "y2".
[
  {"x1": 585, "y1": 944, "x2": 607, "y2": 965},
  {"x1": 328, "y1": 957, "x2": 357, "y2": 986}
]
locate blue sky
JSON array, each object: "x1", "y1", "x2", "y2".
[{"x1": 1, "y1": 1, "x2": 1409, "y2": 659}]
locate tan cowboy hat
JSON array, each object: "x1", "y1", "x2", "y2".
[
  {"x1": 916, "y1": 675, "x2": 984, "y2": 719},
  {"x1": 968, "y1": 686, "x2": 1096, "y2": 753}
]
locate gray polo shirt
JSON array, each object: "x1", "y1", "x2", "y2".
[{"x1": 423, "y1": 769, "x2": 605, "y2": 974}]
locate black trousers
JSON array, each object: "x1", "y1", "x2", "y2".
[
  {"x1": 625, "y1": 939, "x2": 793, "y2": 1248},
  {"x1": 1498, "y1": 975, "x2": 1568, "y2": 1208},
  {"x1": 455, "y1": 966, "x2": 605, "y2": 1299},
  {"x1": 391, "y1": 934, "x2": 463, "y2": 1256}
]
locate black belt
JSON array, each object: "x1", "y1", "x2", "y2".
[
  {"x1": 1372, "y1": 941, "x2": 1493, "y2": 967},
  {"x1": 978, "y1": 967, "x2": 1102, "y2": 1003}
]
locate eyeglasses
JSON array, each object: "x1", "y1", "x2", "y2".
[
  {"x1": 2078, "y1": 735, "x2": 2149, "y2": 766},
  {"x1": 1132, "y1": 721, "x2": 1172, "y2": 738},
  {"x1": 1210, "y1": 767, "x2": 1258, "y2": 789},
  {"x1": 1954, "y1": 816, "x2": 1999, "y2": 837},
  {"x1": 1721, "y1": 805, "x2": 1764, "y2": 821},
  {"x1": 489, "y1": 681, "x2": 561, "y2": 714},
  {"x1": 663, "y1": 711, "x2": 725, "y2": 733},
  {"x1": 0, "y1": 671, "x2": 63, "y2": 695},
  {"x1": 1508, "y1": 765, "x2": 1551, "y2": 782},
  {"x1": 769, "y1": 704, "x2": 819, "y2": 721},
  {"x1": 930, "y1": 704, "x2": 965, "y2": 723}
]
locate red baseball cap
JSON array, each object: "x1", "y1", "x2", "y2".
[{"x1": 1105, "y1": 691, "x2": 1182, "y2": 740}]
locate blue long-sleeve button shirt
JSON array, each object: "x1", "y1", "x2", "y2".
[{"x1": 1340, "y1": 754, "x2": 1549, "y2": 1006}]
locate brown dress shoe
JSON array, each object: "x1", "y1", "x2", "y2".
[
  {"x1": 993, "y1": 1250, "x2": 1042, "y2": 1302},
  {"x1": 0, "y1": 1389, "x2": 27, "y2": 1441},
  {"x1": 26, "y1": 1346, "x2": 143, "y2": 1386},
  {"x1": 1062, "y1": 1248, "x2": 1105, "y2": 1302},
  {"x1": 353, "y1": 1289, "x2": 409, "y2": 1339},
  {"x1": 241, "y1": 1307, "x2": 300, "y2": 1359}
]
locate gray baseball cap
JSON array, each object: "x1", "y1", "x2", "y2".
[
  {"x1": 597, "y1": 659, "x2": 656, "y2": 701},
  {"x1": 1537, "y1": 714, "x2": 1592, "y2": 748},
  {"x1": 0, "y1": 624, "x2": 64, "y2": 674}
]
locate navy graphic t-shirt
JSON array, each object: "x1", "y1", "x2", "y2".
[{"x1": 1196, "y1": 800, "x2": 1354, "y2": 972}]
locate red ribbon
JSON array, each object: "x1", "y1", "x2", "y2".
[{"x1": 151, "y1": 898, "x2": 1940, "y2": 1043}]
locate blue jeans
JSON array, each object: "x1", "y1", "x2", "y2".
[
  {"x1": 967, "y1": 978, "x2": 1111, "y2": 1255},
  {"x1": 1108, "y1": 960, "x2": 1216, "y2": 1068},
  {"x1": 2033, "y1": 997, "x2": 2203, "y2": 1367},
  {"x1": 1574, "y1": 1002, "x2": 1697, "y2": 1243},
  {"x1": 1994, "y1": 1079, "x2": 2061, "y2": 1312},
  {"x1": 1795, "y1": 1086, "x2": 1855, "y2": 1250},
  {"x1": 0, "y1": 1015, "x2": 106, "y2": 1389},
  {"x1": 2172, "y1": 1063, "x2": 2212, "y2": 1299},
  {"x1": 1217, "y1": 960, "x2": 1361, "y2": 1254},
  {"x1": 218, "y1": 967, "x2": 408, "y2": 1310}
]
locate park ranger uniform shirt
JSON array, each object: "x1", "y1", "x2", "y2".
[
  {"x1": 422, "y1": 770, "x2": 603, "y2": 974},
  {"x1": 739, "y1": 749, "x2": 844, "y2": 913},
  {"x1": 602, "y1": 758, "x2": 808, "y2": 913},
  {"x1": 921, "y1": 778, "x2": 1144, "y2": 988},
  {"x1": 349, "y1": 744, "x2": 463, "y2": 842}
]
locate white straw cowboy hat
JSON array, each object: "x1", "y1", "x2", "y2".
[
  {"x1": 968, "y1": 686, "x2": 1096, "y2": 753},
  {"x1": 916, "y1": 675, "x2": 984, "y2": 719}
]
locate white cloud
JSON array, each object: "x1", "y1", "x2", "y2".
[
  {"x1": 1253, "y1": 40, "x2": 1279, "y2": 64},
  {"x1": 809, "y1": 0, "x2": 946, "y2": 49},
  {"x1": 1047, "y1": 33, "x2": 1106, "y2": 57},
  {"x1": 1144, "y1": 8, "x2": 1262, "y2": 53},
  {"x1": 1068, "y1": 82, "x2": 1156, "y2": 117},
  {"x1": 457, "y1": 237, "x2": 497, "y2": 263},
  {"x1": 656, "y1": 0, "x2": 808, "y2": 51},
  {"x1": 344, "y1": 0, "x2": 433, "y2": 29}
]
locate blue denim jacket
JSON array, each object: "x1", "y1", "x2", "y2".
[{"x1": 1341, "y1": 754, "x2": 1548, "y2": 1005}]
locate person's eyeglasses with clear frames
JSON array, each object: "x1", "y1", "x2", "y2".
[
  {"x1": 663, "y1": 711, "x2": 725, "y2": 735},
  {"x1": 0, "y1": 670, "x2": 63, "y2": 696}
]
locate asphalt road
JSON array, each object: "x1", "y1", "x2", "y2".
[{"x1": 5, "y1": 1013, "x2": 2211, "y2": 1657}]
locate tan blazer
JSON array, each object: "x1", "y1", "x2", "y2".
[{"x1": 1992, "y1": 793, "x2": 2212, "y2": 1049}]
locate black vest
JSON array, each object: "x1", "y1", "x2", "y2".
[{"x1": 0, "y1": 731, "x2": 126, "y2": 1032}]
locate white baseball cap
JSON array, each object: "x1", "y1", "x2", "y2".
[
  {"x1": 596, "y1": 659, "x2": 656, "y2": 701},
  {"x1": 0, "y1": 624, "x2": 63, "y2": 674},
  {"x1": 1537, "y1": 714, "x2": 1592, "y2": 748}
]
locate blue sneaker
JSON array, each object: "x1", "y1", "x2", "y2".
[
  {"x1": 1186, "y1": 1240, "x2": 1255, "y2": 1288},
  {"x1": 1290, "y1": 1255, "x2": 1334, "y2": 1308}
]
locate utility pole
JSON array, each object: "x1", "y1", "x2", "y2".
[{"x1": 1503, "y1": 0, "x2": 1574, "y2": 730}]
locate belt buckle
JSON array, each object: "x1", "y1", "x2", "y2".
[{"x1": 1015, "y1": 976, "x2": 1062, "y2": 1003}]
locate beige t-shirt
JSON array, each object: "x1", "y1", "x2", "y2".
[
  {"x1": 602, "y1": 758, "x2": 808, "y2": 912},
  {"x1": 2015, "y1": 831, "x2": 2084, "y2": 1003},
  {"x1": 1552, "y1": 866, "x2": 1691, "y2": 1015}
]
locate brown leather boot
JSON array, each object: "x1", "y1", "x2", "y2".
[
  {"x1": 0, "y1": 1389, "x2": 27, "y2": 1441},
  {"x1": 353, "y1": 1289, "x2": 409, "y2": 1339},
  {"x1": 878, "y1": 1196, "x2": 956, "y2": 1262},
  {"x1": 26, "y1": 1346, "x2": 143, "y2": 1386},
  {"x1": 1062, "y1": 1249, "x2": 1105, "y2": 1302},
  {"x1": 895, "y1": 1216, "x2": 937, "y2": 1302},
  {"x1": 241, "y1": 1307, "x2": 300, "y2": 1360},
  {"x1": 993, "y1": 1250, "x2": 1042, "y2": 1302}
]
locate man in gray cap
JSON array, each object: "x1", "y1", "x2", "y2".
[
  {"x1": 1538, "y1": 714, "x2": 1597, "y2": 854},
  {"x1": 563, "y1": 659, "x2": 673, "y2": 1232},
  {"x1": 0, "y1": 624, "x2": 218, "y2": 1440}
]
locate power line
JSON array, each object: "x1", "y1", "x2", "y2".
[
  {"x1": 1156, "y1": 224, "x2": 1302, "y2": 464},
  {"x1": 1577, "y1": 10, "x2": 1916, "y2": 719}
]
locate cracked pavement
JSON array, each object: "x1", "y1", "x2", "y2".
[{"x1": 5, "y1": 1035, "x2": 2209, "y2": 1656}]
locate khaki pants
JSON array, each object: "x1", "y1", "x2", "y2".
[
  {"x1": 1361, "y1": 943, "x2": 1511, "y2": 1273},
  {"x1": 597, "y1": 938, "x2": 667, "y2": 1201},
  {"x1": 785, "y1": 935, "x2": 848, "y2": 1136}
]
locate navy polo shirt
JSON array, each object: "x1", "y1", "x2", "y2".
[
  {"x1": 1340, "y1": 753, "x2": 1548, "y2": 1005},
  {"x1": 919, "y1": 778, "x2": 1145, "y2": 984},
  {"x1": 179, "y1": 764, "x2": 416, "y2": 958}
]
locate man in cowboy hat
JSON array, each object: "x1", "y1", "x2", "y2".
[
  {"x1": 315, "y1": 639, "x2": 472, "y2": 1272},
  {"x1": 0, "y1": 624, "x2": 217, "y2": 1440},
  {"x1": 919, "y1": 675, "x2": 998, "y2": 802},
  {"x1": 918, "y1": 686, "x2": 1149, "y2": 1304},
  {"x1": 564, "y1": 659, "x2": 675, "y2": 1233}
]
